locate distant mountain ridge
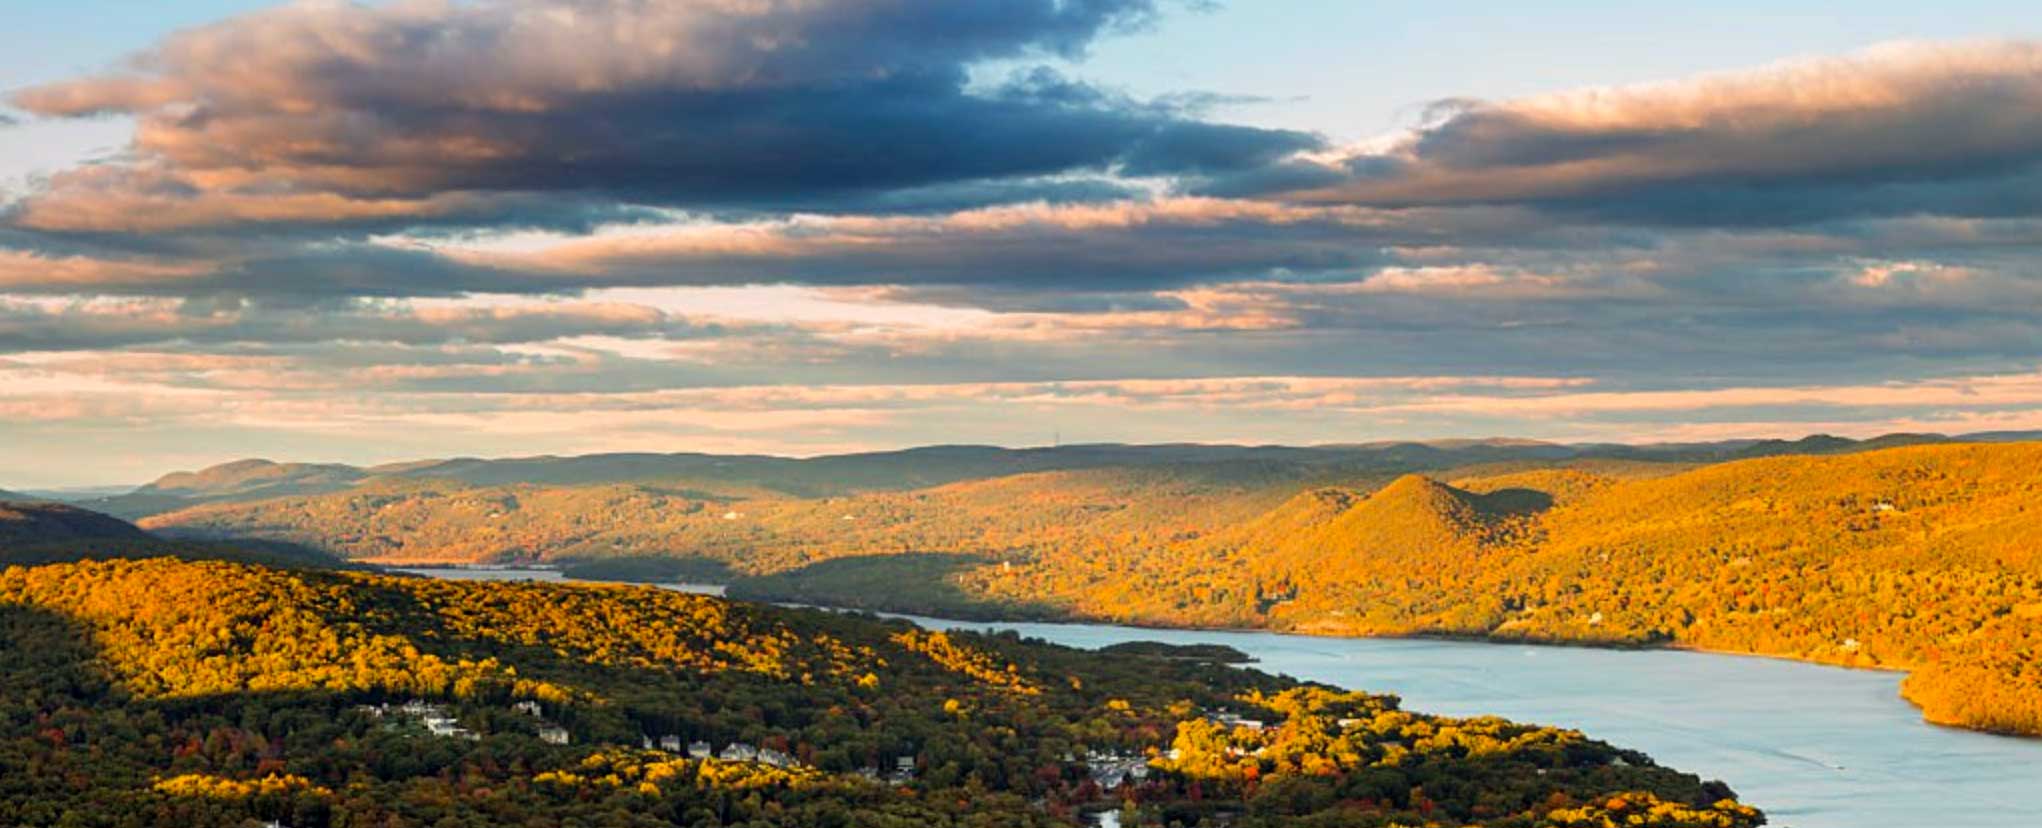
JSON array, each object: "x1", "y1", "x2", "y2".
[
  {"x1": 140, "y1": 458, "x2": 365, "y2": 497},
  {"x1": 47, "y1": 430, "x2": 2036, "y2": 520}
]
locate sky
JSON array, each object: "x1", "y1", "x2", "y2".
[{"x1": 3, "y1": 1, "x2": 2042, "y2": 486}]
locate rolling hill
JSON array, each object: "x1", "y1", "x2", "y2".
[
  {"x1": 129, "y1": 433, "x2": 1951, "y2": 566},
  {"x1": 743, "y1": 443, "x2": 2042, "y2": 738},
  {"x1": 140, "y1": 463, "x2": 1342, "y2": 567},
  {"x1": 0, "y1": 500, "x2": 153, "y2": 548},
  {"x1": 0, "y1": 499, "x2": 349, "y2": 570}
]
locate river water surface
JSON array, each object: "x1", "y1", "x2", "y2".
[{"x1": 400, "y1": 567, "x2": 2042, "y2": 828}]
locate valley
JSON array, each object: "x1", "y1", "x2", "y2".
[{"x1": 102, "y1": 437, "x2": 2042, "y2": 739}]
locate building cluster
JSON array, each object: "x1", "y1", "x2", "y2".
[
  {"x1": 515, "y1": 700, "x2": 573, "y2": 745},
  {"x1": 638, "y1": 733, "x2": 802, "y2": 769},
  {"x1": 1205, "y1": 710, "x2": 1266, "y2": 731},
  {"x1": 1082, "y1": 749, "x2": 1152, "y2": 790},
  {"x1": 356, "y1": 698, "x2": 572, "y2": 745},
  {"x1": 850, "y1": 756, "x2": 919, "y2": 785},
  {"x1": 357, "y1": 700, "x2": 479, "y2": 741}
]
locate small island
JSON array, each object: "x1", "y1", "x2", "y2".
[
  {"x1": 1098, "y1": 641, "x2": 1255, "y2": 664},
  {"x1": 559, "y1": 555, "x2": 733, "y2": 585}
]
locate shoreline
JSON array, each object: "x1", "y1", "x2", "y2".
[
  {"x1": 377, "y1": 559, "x2": 1914, "y2": 674},
  {"x1": 382, "y1": 561, "x2": 2042, "y2": 743}
]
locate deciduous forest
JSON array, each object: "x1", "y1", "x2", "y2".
[{"x1": 0, "y1": 558, "x2": 1760, "y2": 827}]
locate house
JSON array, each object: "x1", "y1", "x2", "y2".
[
  {"x1": 888, "y1": 756, "x2": 917, "y2": 785},
  {"x1": 513, "y1": 701, "x2": 543, "y2": 717},
  {"x1": 1091, "y1": 767, "x2": 1128, "y2": 789},
  {"x1": 640, "y1": 734, "x2": 655, "y2": 750},
  {"x1": 1083, "y1": 751, "x2": 1151, "y2": 790},
  {"x1": 538, "y1": 725, "x2": 571, "y2": 746},
  {"x1": 719, "y1": 743, "x2": 759, "y2": 762},
  {"x1": 687, "y1": 740, "x2": 713, "y2": 759},
  {"x1": 757, "y1": 748, "x2": 793, "y2": 768},
  {"x1": 423, "y1": 714, "x2": 474, "y2": 740},
  {"x1": 659, "y1": 735, "x2": 684, "y2": 753}
]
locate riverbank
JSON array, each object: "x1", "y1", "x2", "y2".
[
  {"x1": 396, "y1": 561, "x2": 2027, "y2": 743},
  {"x1": 405, "y1": 564, "x2": 2042, "y2": 828}
]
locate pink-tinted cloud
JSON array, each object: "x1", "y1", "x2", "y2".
[
  {"x1": 1279, "y1": 41, "x2": 2042, "y2": 223},
  {"x1": 8, "y1": 0, "x2": 1310, "y2": 231}
]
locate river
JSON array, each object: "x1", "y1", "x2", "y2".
[{"x1": 397, "y1": 567, "x2": 2042, "y2": 827}]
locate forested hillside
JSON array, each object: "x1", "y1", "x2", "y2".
[
  {"x1": 0, "y1": 500, "x2": 347, "y2": 571},
  {"x1": 0, "y1": 500, "x2": 153, "y2": 547},
  {"x1": 0, "y1": 557, "x2": 1760, "y2": 827},
  {"x1": 142, "y1": 465, "x2": 1320, "y2": 569},
  {"x1": 743, "y1": 444, "x2": 2042, "y2": 738}
]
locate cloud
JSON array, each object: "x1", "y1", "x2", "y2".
[
  {"x1": 429, "y1": 197, "x2": 1419, "y2": 291},
  {"x1": 1271, "y1": 41, "x2": 2042, "y2": 225},
  {"x1": 0, "y1": 247, "x2": 214, "y2": 290},
  {"x1": 1353, "y1": 367, "x2": 2042, "y2": 420},
  {"x1": 10, "y1": 0, "x2": 1317, "y2": 232},
  {"x1": 0, "y1": 291, "x2": 809, "y2": 356},
  {"x1": 11, "y1": 354, "x2": 2042, "y2": 473},
  {"x1": 0, "y1": 197, "x2": 1446, "y2": 296}
]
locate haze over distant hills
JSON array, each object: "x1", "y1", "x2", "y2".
[{"x1": 51, "y1": 430, "x2": 2039, "y2": 522}]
